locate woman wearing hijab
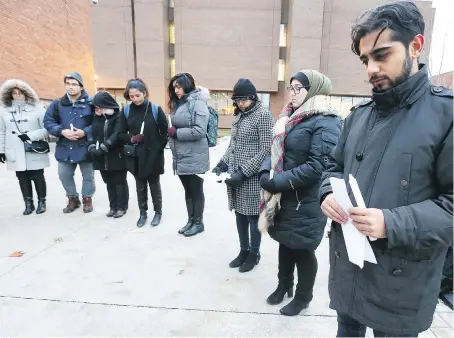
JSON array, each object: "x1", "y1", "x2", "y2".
[
  {"x1": 89, "y1": 91, "x2": 129, "y2": 218},
  {"x1": 212, "y1": 78, "x2": 274, "y2": 272},
  {"x1": 259, "y1": 70, "x2": 341, "y2": 316},
  {"x1": 0, "y1": 79, "x2": 49, "y2": 215}
]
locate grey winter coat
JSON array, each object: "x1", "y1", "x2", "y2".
[
  {"x1": 0, "y1": 80, "x2": 49, "y2": 172},
  {"x1": 169, "y1": 87, "x2": 210, "y2": 175},
  {"x1": 221, "y1": 102, "x2": 274, "y2": 215},
  {"x1": 319, "y1": 65, "x2": 453, "y2": 335}
]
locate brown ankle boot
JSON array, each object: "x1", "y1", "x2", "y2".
[
  {"x1": 63, "y1": 197, "x2": 81, "y2": 214},
  {"x1": 82, "y1": 197, "x2": 93, "y2": 213}
]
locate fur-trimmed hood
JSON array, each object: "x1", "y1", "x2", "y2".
[
  {"x1": 0, "y1": 79, "x2": 40, "y2": 107},
  {"x1": 187, "y1": 86, "x2": 210, "y2": 103}
]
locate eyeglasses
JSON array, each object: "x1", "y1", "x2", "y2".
[
  {"x1": 233, "y1": 98, "x2": 250, "y2": 105},
  {"x1": 65, "y1": 83, "x2": 80, "y2": 88},
  {"x1": 286, "y1": 86, "x2": 309, "y2": 94}
]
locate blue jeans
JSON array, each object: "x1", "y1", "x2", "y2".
[
  {"x1": 235, "y1": 212, "x2": 261, "y2": 253},
  {"x1": 336, "y1": 313, "x2": 419, "y2": 337},
  {"x1": 58, "y1": 161, "x2": 95, "y2": 198}
]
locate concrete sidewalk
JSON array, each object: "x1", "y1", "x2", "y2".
[{"x1": 0, "y1": 145, "x2": 451, "y2": 336}]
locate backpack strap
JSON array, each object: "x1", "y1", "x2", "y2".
[
  {"x1": 151, "y1": 103, "x2": 158, "y2": 122},
  {"x1": 123, "y1": 104, "x2": 130, "y2": 118},
  {"x1": 53, "y1": 99, "x2": 61, "y2": 123}
]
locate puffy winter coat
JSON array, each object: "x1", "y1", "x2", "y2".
[
  {"x1": 0, "y1": 79, "x2": 49, "y2": 172},
  {"x1": 169, "y1": 87, "x2": 210, "y2": 175}
]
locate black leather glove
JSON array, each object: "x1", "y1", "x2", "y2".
[
  {"x1": 99, "y1": 143, "x2": 109, "y2": 153},
  {"x1": 225, "y1": 169, "x2": 246, "y2": 188},
  {"x1": 88, "y1": 144, "x2": 103, "y2": 156},
  {"x1": 0, "y1": 153, "x2": 5, "y2": 163},
  {"x1": 260, "y1": 171, "x2": 278, "y2": 193},
  {"x1": 212, "y1": 161, "x2": 228, "y2": 176},
  {"x1": 17, "y1": 134, "x2": 30, "y2": 142}
]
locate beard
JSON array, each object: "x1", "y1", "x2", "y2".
[{"x1": 371, "y1": 52, "x2": 413, "y2": 92}]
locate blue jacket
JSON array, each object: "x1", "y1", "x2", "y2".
[{"x1": 44, "y1": 91, "x2": 93, "y2": 163}]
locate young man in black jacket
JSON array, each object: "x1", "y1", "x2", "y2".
[{"x1": 320, "y1": 2, "x2": 453, "y2": 336}]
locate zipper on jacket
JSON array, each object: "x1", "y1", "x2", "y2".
[
  {"x1": 289, "y1": 180, "x2": 302, "y2": 211},
  {"x1": 103, "y1": 118, "x2": 109, "y2": 171}
]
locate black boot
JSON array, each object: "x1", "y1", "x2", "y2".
[
  {"x1": 239, "y1": 252, "x2": 260, "y2": 273},
  {"x1": 279, "y1": 298, "x2": 310, "y2": 316},
  {"x1": 183, "y1": 217, "x2": 204, "y2": 237},
  {"x1": 267, "y1": 285, "x2": 294, "y2": 305},
  {"x1": 137, "y1": 212, "x2": 147, "y2": 228},
  {"x1": 113, "y1": 210, "x2": 127, "y2": 218},
  {"x1": 36, "y1": 198, "x2": 46, "y2": 214},
  {"x1": 33, "y1": 173, "x2": 46, "y2": 214},
  {"x1": 183, "y1": 198, "x2": 204, "y2": 237},
  {"x1": 18, "y1": 176, "x2": 34, "y2": 215},
  {"x1": 178, "y1": 198, "x2": 193, "y2": 234},
  {"x1": 23, "y1": 197, "x2": 35, "y2": 215},
  {"x1": 229, "y1": 249, "x2": 249, "y2": 268},
  {"x1": 150, "y1": 182, "x2": 162, "y2": 226},
  {"x1": 106, "y1": 209, "x2": 116, "y2": 217}
]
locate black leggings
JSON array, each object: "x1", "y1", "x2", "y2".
[
  {"x1": 16, "y1": 169, "x2": 46, "y2": 199},
  {"x1": 179, "y1": 175, "x2": 204, "y2": 217},
  {"x1": 278, "y1": 244, "x2": 318, "y2": 302},
  {"x1": 179, "y1": 175, "x2": 204, "y2": 201}
]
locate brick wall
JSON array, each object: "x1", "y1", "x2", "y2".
[{"x1": 0, "y1": 0, "x2": 95, "y2": 100}]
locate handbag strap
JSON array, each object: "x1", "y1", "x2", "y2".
[{"x1": 10, "y1": 111, "x2": 24, "y2": 134}]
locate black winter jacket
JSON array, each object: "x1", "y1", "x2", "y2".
[
  {"x1": 91, "y1": 110, "x2": 126, "y2": 171},
  {"x1": 319, "y1": 65, "x2": 453, "y2": 335},
  {"x1": 117, "y1": 100, "x2": 168, "y2": 179},
  {"x1": 261, "y1": 111, "x2": 341, "y2": 250}
]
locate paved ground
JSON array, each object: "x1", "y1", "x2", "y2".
[{"x1": 0, "y1": 139, "x2": 452, "y2": 336}]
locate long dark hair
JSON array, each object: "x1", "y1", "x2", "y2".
[
  {"x1": 123, "y1": 78, "x2": 149, "y2": 101},
  {"x1": 167, "y1": 73, "x2": 196, "y2": 111}
]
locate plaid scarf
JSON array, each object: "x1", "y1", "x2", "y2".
[{"x1": 258, "y1": 101, "x2": 334, "y2": 233}]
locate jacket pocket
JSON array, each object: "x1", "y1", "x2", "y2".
[
  {"x1": 321, "y1": 131, "x2": 338, "y2": 155},
  {"x1": 357, "y1": 251, "x2": 428, "y2": 317}
]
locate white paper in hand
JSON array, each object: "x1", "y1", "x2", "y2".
[
  {"x1": 329, "y1": 177, "x2": 377, "y2": 268},
  {"x1": 349, "y1": 175, "x2": 376, "y2": 241},
  {"x1": 70, "y1": 123, "x2": 74, "y2": 131},
  {"x1": 197, "y1": 172, "x2": 231, "y2": 183}
]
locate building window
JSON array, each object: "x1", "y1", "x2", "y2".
[
  {"x1": 170, "y1": 58, "x2": 176, "y2": 77},
  {"x1": 169, "y1": 0, "x2": 174, "y2": 8},
  {"x1": 279, "y1": 24, "x2": 287, "y2": 47},
  {"x1": 278, "y1": 59, "x2": 286, "y2": 81},
  {"x1": 169, "y1": 24, "x2": 175, "y2": 44},
  {"x1": 327, "y1": 95, "x2": 371, "y2": 117}
]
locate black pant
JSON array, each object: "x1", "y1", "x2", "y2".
[
  {"x1": 100, "y1": 170, "x2": 129, "y2": 211},
  {"x1": 16, "y1": 169, "x2": 46, "y2": 200},
  {"x1": 178, "y1": 175, "x2": 204, "y2": 219},
  {"x1": 135, "y1": 174, "x2": 162, "y2": 214},
  {"x1": 235, "y1": 212, "x2": 261, "y2": 253},
  {"x1": 278, "y1": 244, "x2": 317, "y2": 302},
  {"x1": 336, "y1": 313, "x2": 419, "y2": 337}
]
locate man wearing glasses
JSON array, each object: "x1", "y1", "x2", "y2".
[{"x1": 44, "y1": 72, "x2": 95, "y2": 214}]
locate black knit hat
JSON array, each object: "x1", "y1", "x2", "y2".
[
  {"x1": 64, "y1": 72, "x2": 84, "y2": 87},
  {"x1": 231, "y1": 78, "x2": 258, "y2": 101},
  {"x1": 92, "y1": 91, "x2": 119, "y2": 110}
]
